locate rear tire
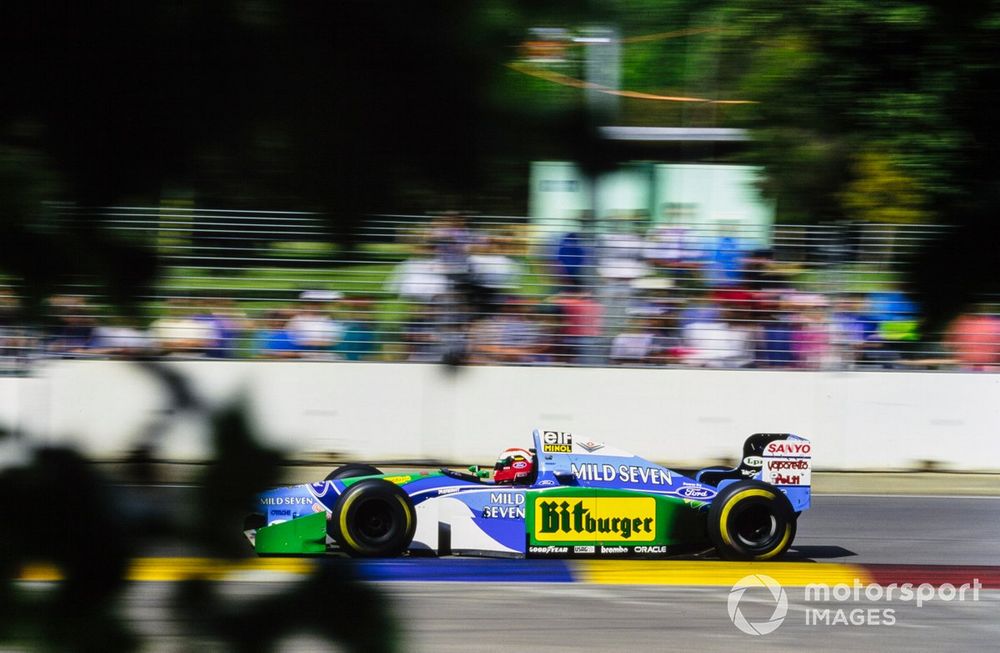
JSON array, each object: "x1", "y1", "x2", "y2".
[
  {"x1": 708, "y1": 480, "x2": 795, "y2": 561},
  {"x1": 325, "y1": 463, "x2": 382, "y2": 482},
  {"x1": 329, "y1": 479, "x2": 416, "y2": 557}
]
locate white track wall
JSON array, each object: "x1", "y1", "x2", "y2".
[{"x1": 3, "y1": 361, "x2": 999, "y2": 470}]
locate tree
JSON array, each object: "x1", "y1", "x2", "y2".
[{"x1": 708, "y1": 1, "x2": 1000, "y2": 325}]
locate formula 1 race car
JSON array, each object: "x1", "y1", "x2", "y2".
[{"x1": 246, "y1": 430, "x2": 811, "y2": 561}]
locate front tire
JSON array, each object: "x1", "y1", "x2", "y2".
[
  {"x1": 325, "y1": 463, "x2": 382, "y2": 482},
  {"x1": 329, "y1": 479, "x2": 416, "y2": 557},
  {"x1": 708, "y1": 480, "x2": 795, "y2": 561}
]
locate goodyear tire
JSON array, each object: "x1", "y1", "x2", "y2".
[
  {"x1": 325, "y1": 463, "x2": 382, "y2": 482},
  {"x1": 708, "y1": 480, "x2": 795, "y2": 561},
  {"x1": 329, "y1": 479, "x2": 416, "y2": 557}
]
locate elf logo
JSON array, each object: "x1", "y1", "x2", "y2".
[{"x1": 542, "y1": 431, "x2": 573, "y2": 453}]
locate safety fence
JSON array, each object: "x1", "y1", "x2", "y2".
[{"x1": 1, "y1": 206, "x2": 995, "y2": 374}]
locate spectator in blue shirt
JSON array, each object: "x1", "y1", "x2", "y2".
[
  {"x1": 254, "y1": 309, "x2": 300, "y2": 358},
  {"x1": 758, "y1": 299, "x2": 797, "y2": 367},
  {"x1": 706, "y1": 234, "x2": 745, "y2": 288},
  {"x1": 555, "y1": 231, "x2": 591, "y2": 289},
  {"x1": 333, "y1": 298, "x2": 380, "y2": 361}
]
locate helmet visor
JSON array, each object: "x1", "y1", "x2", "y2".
[{"x1": 494, "y1": 456, "x2": 514, "y2": 471}]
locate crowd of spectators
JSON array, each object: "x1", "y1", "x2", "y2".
[{"x1": 3, "y1": 214, "x2": 999, "y2": 373}]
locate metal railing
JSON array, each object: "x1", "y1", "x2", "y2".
[{"x1": 3, "y1": 206, "x2": 997, "y2": 373}]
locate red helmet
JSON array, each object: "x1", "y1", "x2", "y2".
[{"x1": 493, "y1": 447, "x2": 535, "y2": 485}]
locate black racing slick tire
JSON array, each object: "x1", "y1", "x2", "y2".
[
  {"x1": 329, "y1": 479, "x2": 416, "y2": 558},
  {"x1": 708, "y1": 480, "x2": 796, "y2": 561},
  {"x1": 324, "y1": 463, "x2": 382, "y2": 482}
]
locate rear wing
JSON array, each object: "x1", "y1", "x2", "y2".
[{"x1": 752, "y1": 433, "x2": 811, "y2": 512}]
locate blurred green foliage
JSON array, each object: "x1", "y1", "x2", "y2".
[
  {"x1": 708, "y1": 1, "x2": 960, "y2": 225},
  {"x1": 511, "y1": 1, "x2": 1000, "y2": 235},
  {"x1": 704, "y1": 1, "x2": 1000, "y2": 323},
  {"x1": 0, "y1": 375, "x2": 398, "y2": 652},
  {"x1": 1, "y1": 1, "x2": 998, "y2": 339},
  {"x1": 6, "y1": 1, "x2": 998, "y2": 233},
  {"x1": 511, "y1": 0, "x2": 1000, "y2": 323},
  {"x1": 1, "y1": 4, "x2": 1000, "y2": 649}
]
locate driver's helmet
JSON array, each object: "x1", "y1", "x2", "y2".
[{"x1": 493, "y1": 447, "x2": 535, "y2": 485}]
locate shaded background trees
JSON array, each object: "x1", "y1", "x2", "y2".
[
  {"x1": 708, "y1": 1, "x2": 1000, "y2": 327},
  {"x1": 3, "y1": 3, "x2": 1000, "y2": 646}
]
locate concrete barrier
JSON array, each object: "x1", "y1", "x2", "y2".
[{"x1": 2, "y1": 361, "x2": 998, "y2": 470}]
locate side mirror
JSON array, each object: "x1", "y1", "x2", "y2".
[
  {"x1": 553, "y1": 467, "x2": 575, "y2": 483},
  {"x1": 468, "y1": 465, "x2": 490, "y2": 479}
]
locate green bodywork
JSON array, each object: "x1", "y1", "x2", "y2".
[
  {"x1": 338, "y1": 472, "x2": 444, "y2": 488},
  {"x1": 255, "y1": 511, "x2": 327, "y2": 555},
  {"x1": 253, "y1": 472, "x2": 443, "y2": 555}
]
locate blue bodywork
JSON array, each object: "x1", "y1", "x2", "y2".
[{"x1": 251, "y1": 430, "x2": 812, "y2": 557}]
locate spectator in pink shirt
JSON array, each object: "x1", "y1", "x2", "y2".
[
  {"x1": 945, "y1": 310, "x2": 1000, "y2": 371},
  {"x1": 551, "y1": 286, "x2": 604, "y2": 365},
  {"x1": 790, "y1": 294, "x2": 833, "y2": 369}
]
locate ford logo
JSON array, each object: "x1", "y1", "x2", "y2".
[{"x1": 678, "y1": 486, "x2": 714, "y2": 499}]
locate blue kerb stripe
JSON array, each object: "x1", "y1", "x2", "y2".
[{"x1": 354, "y1": 558, "x2": 574, "y2": 583}]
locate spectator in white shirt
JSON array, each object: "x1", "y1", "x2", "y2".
[
  {"x1": 286, "y1": 290, "x2": 344, "y2": 355},
  {"x1": 386, "y1": 245, "x2": 450, "y2": 302},
  {"x1": 150, "y1": 298, "x2": 216, "y2": 357},
  {"x1": 682, "y1": 309, "x2": 754, "y2": 368}
]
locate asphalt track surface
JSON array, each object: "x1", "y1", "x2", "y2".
[
  {"x1": 18, "y1": 488, "x2": 1000, "y2": 651},
  {"x1": 122, "y1": 485, "x2": 1000, "y2": 565},
  {"x1": 103, "y1": 582, "x2": 996, "y2": 652},
  {"x1": 792, "y1": 494, "x2": 1000, "y2": 565}
]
